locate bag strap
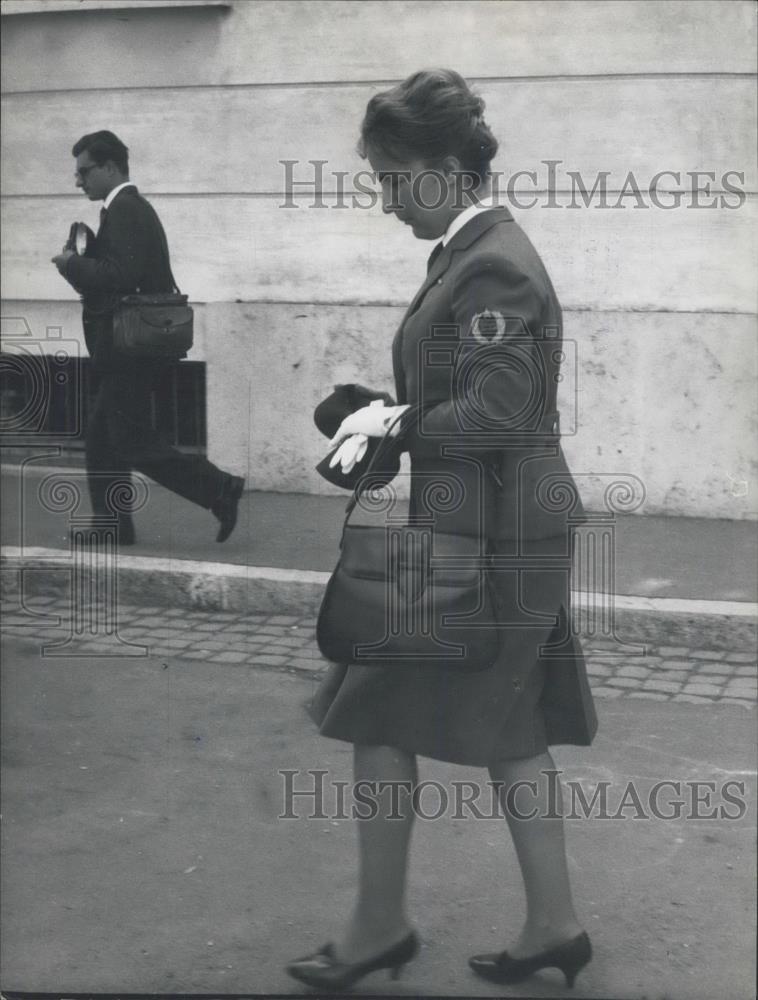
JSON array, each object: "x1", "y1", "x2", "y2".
[
  {"x1": 81, "y1": 201, "x2": 183, "y2": 314},
  {"x1": 141, "y1": 200, "x2": 182, "y2": 295},
  {"x1": 343, "y1": 404, "x2": 419, "y2": 520},
  {"x1": 340, "y1": 403, "x2": 500, "y2": 549},
  {"x1": 152, "y1": 211, "x2": 182, "y2": 295}
]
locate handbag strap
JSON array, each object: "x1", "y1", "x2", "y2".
[
  {"x1": 340, "y1": 403, "x2": 500, "y2": 553},
  {"x1": 343, "y1": 404, "x2": 420, "y2": 520}
]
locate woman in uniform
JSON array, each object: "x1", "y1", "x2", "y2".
[{"x1": 287, "y1": 68, "x2": 597, "y2": 993}]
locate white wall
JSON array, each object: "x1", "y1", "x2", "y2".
[{"x1": 1, "y1": 0, "x2": 756, "y2": 517}]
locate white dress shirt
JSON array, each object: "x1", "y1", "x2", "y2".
[
  {"x1": 441, "y1": 196, "x2": 497, "y2": 247},
  {"x1": 103, "y1": 181, "x2": 136, "y2": 209}
]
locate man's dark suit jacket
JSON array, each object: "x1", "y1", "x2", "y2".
[
  {"x1": 64, "y1": 185, "x2": 173, "y2": 371},
  {"x1": 393, "y1": 206, "x2": 586, "y2": 545}
]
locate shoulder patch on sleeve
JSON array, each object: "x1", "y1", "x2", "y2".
[{"x1": 470, "y1": 309, "x2": 506, "y2": 344}]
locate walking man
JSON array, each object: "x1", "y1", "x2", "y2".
[{"x1": 52, "y1": 130, "x2": 244, "y2": 545}]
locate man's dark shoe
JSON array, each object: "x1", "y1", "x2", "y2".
[
  {"x1": 212, "y1": 474, "x2": 245, "y2": 543},
  {"x1": 69, "y1": 517, "x2": 136, "y2": 546}
]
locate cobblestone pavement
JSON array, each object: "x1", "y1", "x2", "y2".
[{"x1": 1, "y1": 593, "x2": 755, "y2": 707}]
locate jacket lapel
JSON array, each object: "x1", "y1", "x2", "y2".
[
  {"x1": 95, "y1": 186, "x2": 138, "y2": 242},
  {"x1": 393, "y1": 207, "x2": 514, "y2": 401},
  {"x1": 405, "y1": 207, "x2": 513, "y2": 320}
]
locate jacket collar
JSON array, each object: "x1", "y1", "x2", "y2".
[
  {"x1": 393, "y1": 207, "x2": 514, "y2": 402},
  {"x1": 103, "y1": 181, "x2": 137, "y2": 210},
  {"x1": 432, "y1": 206, "x2": 512, "y2": 272},
  {"x1": 442, "y1": 196, "x2": 498, "y2": 246},
  {"x1": 406, "y1": 206, "x2": 513, "y2": 317}
]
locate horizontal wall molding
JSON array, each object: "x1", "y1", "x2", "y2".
[
  {"x1": 4, "y1": 191, "x2": 756, "y2": 201},
  {"x1": 3, "y1": 72, "x2": 757, "y2": 97},
  {"x1": 1, "y1": 0, "x2": 755, "y2": 92},
  {"x1": 0, "y1": 0, "x2": 229, "y2": 13},
  {"x1": 3, "y1": 78, "x2": 755, "y2": 195},
  {"x1": 2, "y1": 299, "x2": 757, "y2": 319},
  {"x1": 2, "y1": 195, "x2": 755, "y2": 311}
]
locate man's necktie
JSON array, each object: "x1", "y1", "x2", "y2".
[{"x1": 98, "y1": 207, "x2": 107, "y2": 232}]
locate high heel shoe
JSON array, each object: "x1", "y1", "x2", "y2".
[
  {"x1": 469, "y1": 930, "x2": 591, "y2": 988},
  {"x1": 286, "y1": 930, "x2": 419, "y2": 990}
]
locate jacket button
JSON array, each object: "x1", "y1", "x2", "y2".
[{"x1": 513, "y1": 678, "x2": 522, "y2": 691}]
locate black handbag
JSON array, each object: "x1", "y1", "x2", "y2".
[
  {"x1": 316, "y1": 409, "x2": 502, "y2": 672},
  {"x1": 112, "y1": 221, "x2": 193, "y2": 360}
]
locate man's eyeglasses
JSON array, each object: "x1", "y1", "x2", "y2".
[{"x1": 75, "y1": 163, "x2": 100, "y2": 181}]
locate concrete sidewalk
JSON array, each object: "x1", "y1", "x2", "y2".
[
  {"x1": 2, "y1": 462, "x2": 757, "y2": 598},
  {"x1": 2, "y1": 463, "x2": 757, "y2": 651},
  {"x1": 1, "y1": 631, "x2": 755, "y2": 998}
]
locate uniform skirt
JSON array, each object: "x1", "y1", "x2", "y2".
[{"x1": 308, "y1": 534, "x2": 598, "y2": 766}]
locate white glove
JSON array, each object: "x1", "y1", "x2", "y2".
[
  {"x1": 329, "y1": 434, "x2": 369, "y2": 475},
  {"x1": 328, "y1": 402, "x2": 410, "y2": 450}
]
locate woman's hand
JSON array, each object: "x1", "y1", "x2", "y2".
[
  {"x1": 328, "y1": 402, "x2": 410, "y2": 450},
  {"x1": 329, "y1": 434, "x2": 369, "y2": 474}
]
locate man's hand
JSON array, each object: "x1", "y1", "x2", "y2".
[{"x1": 51, "y1": 249, "x2": 75, "y2": 274}]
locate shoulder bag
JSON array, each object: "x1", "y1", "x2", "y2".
[
  {"x1": 316, "y1": 408, "x2": 501, "y2": 672},
  {"x1": 112, "y1": 218, "x2": 193, "y2": 360}
]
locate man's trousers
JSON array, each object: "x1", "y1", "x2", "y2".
[{"x1": 85, "y1": 358, "x2": 228, "y2": 520}]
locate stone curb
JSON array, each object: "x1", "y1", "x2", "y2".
[{"x1": 2, "y1": 546, "x2": 757, "y2": 652}]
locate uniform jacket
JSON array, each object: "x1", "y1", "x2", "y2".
[
  {"x1": 63, "y1": 185, "x2": 173, "y2": 371},
  {"x1": 393, "y1": 206, "x2": 586, "y2": 545},
  {"x1": 310, "y1": 208, "x2": 598, "y2": 760}
]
